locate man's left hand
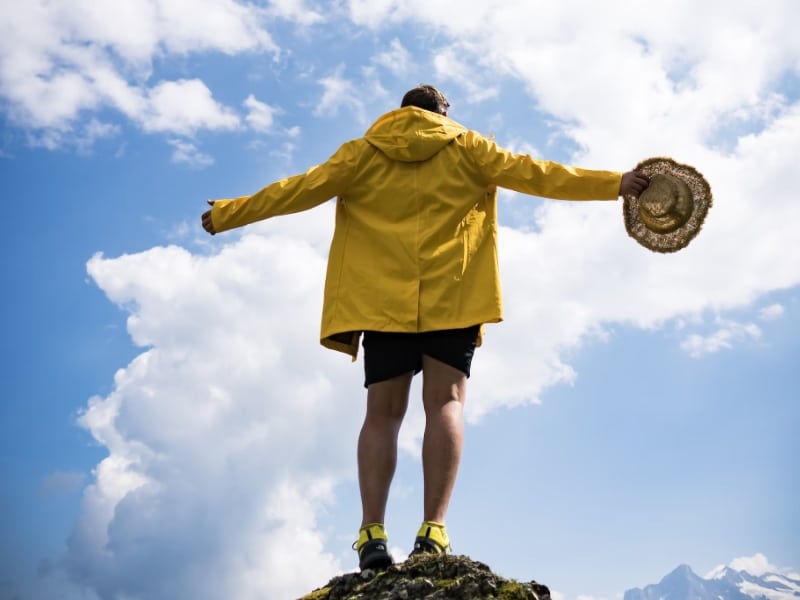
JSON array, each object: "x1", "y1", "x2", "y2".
[{"x1": 619, "y1": 170, "x2": 650, "y2": 198}]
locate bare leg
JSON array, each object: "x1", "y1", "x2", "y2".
[
  {"x1": 358, "y1": 372, "x2": 413, "y2": 527},
  {"x1": 421, "y1": 355, "x2": 467, "y2": 524}
]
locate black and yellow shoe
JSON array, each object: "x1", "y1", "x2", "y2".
[
  {"x1": 353, "y1": 523, "x2": 393, "y2": 571},
  {"x1": 410, "y1": 521, "x2": 451, "y2": 556}
]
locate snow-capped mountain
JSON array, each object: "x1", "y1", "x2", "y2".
[{"x1": 624, "y1": 563, "x2": 800, "y2": 600}]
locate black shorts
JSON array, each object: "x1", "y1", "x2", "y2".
[{"x1": 362, "y1": 325, "x2": 480, "y2": 387}]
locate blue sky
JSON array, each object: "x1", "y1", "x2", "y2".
[{"x1": 1, "y1": 1, "x2": 799, "y2": 599}]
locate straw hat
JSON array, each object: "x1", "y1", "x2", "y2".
[{"x1": 623, "y1": 157, "x2": 712, "y2": 253}]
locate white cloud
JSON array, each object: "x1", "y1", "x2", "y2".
[
  {"x1": 267, "y1": 141, "x2": 298, "y2": 163},
  {"x1": 266, "y1": 0, "x2": 325, "y2": 26},
  {"x1": 168, "y1": 139, "x2": 214, "y2": 168},
  {"x1": 313, "y1": 65, "x2": 366, "y2": 122},
  {"x1": 243, "y1": 94, "x2": 278, "y2": 133},
  {"x1": 154, "y1": 0, "x2": 277, "y2": 56},
  {"x1": 25, "y1": 118, "x2": 120, "y2": 152},
  {"x1": 165, "y1": 220, "x2": 193, "y2": 242},
  {"x1": 433, "y1": 45, "x2": 499, "y2": 104},
  {"x1": 0, "y1": 0, "x2": 276, "y2": 143},
  {"x1": 73, "y1": 230, "x2": 357, "y2": 599},
  {"x1": 729, "y1": 553, "x2": 779, "y2": 576},
  {"x1": 81, "y1": 119, "x2": 120, "y2": 143},
  {"x1": 372, "y1": 38, "x2": 412, "y2": 75},
  {"x1": 707, "y1": 553, "x2": 798, "y2": 579},
  {"x1": 345, "y1": 0, "x2": 800, "y2": 165},
  {"x1": 759, "y1": 303, "x2": 785, "y2": 321},
  {"x1": 345, "y1": 0, "x2": 404, "y2": 28},
  {"x1": 143, "y1": 79, "x2": 241, "y2": 135},
  {"x1": 680, "y1": 319, "x2": 762, "y2": 358}
]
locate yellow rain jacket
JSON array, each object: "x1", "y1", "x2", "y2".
[{"x1": 210, "y1": 106, "x2": 622, "y2": 358}]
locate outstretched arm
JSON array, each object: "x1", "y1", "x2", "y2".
[
  {"x1": 619, "y1": 170, "x2": 650, "y2": 198},
  {"x1": 465, "y1": 132, "x2": 624, "y2": 200},
  {"x1": 199, "y1": 139, "x2": 363, "y2": 235}
]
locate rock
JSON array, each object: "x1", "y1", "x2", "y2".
[{"x1": 298, "y1": 554, "x2": 551, "y2": 600}]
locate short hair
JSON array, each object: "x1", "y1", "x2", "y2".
[{"x1": 400, "y1": 84, "x2": 450, "y2": 115}]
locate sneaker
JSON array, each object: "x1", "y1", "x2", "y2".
[
  {"x1": 410, "y1": 521, "x2": 451, "y2": 556},
  {"x1": 353, "y1": 523, "x2": 393, "y2": 571}
]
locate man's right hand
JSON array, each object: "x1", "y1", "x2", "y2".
[
  {"x1": 201, "y1": 200, "x2": 216, "y2": 235},
  {"x1": 619, "y1": 171, "x2": 650, "y2": 198}
]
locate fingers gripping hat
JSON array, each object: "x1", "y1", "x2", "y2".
[{"x1": 623, "y1": 157, "x2": 712, "y2": 253}]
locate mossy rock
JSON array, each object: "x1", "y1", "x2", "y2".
[{"x1": 298, "y1": 554, "x2": 550, "y2": 600}]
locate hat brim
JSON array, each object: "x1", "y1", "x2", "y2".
[{"x1": 623, "y1": 157, "x2": 712, "y2": 253}]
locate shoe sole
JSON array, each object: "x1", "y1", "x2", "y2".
[{"x1": 361, "y1": 553, "x2": 393, "y2": 570}]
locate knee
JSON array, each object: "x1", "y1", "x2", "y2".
[
  {"x1": 423, "y1": 384, "x2": 464, "y2": 415},
  {"x1": 366, "y1": 407, "x2": 405, "y2": 427},
  {"x1": 365, "y1": 396, "x2": 408, "y2": 425}
]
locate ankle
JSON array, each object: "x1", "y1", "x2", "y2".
[{"x1": 416, "y1": 520, "x2": 449, "y2": 547}]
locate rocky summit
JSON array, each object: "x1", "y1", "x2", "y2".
[{"x1": 298, "y1": 553, "x2": 551, "y2": 600}]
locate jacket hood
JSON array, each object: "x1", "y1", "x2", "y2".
[{"x1": 364, "y1": 106, "x2": 467, "y2": 162}]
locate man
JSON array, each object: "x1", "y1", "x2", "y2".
[{"x1": 201, "y1": 84, "x2": 649, "y2": 571}]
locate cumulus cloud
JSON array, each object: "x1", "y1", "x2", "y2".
[
  {"x1": 346, "y1": 0, "x2": 800, "y2": 165},
  {"x1": 143, "y1": 79, "x2": 241, "y2": 135},
  {"x1": 154, "y1": 0, "x2": 276, "y2": 56},
  {"x1": 73, "y1": 228, "x2": 354, "y2": 599},
  {"x1": 0, "y1": 0, "x2": 277, "y2": 142}
]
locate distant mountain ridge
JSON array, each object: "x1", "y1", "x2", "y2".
[{"x1": 625, "y1": 563, "x2": 800, "y2": 600}]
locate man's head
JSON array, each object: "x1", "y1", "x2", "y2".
[{"x1": 401, "y1": 84, "x2": 450, "y2": 116}]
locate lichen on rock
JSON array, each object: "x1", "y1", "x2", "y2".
[{"x1": 298, "y1": 554, "x2": 551, "y2": 600}]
